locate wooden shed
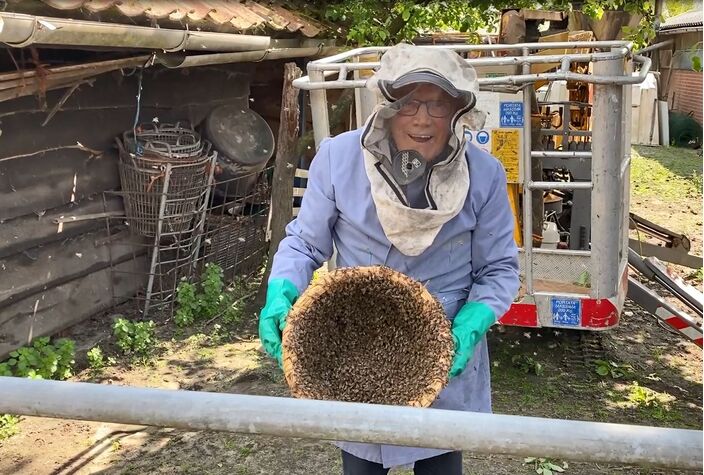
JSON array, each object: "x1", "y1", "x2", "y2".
[
  {"x1": 657, "y1": 9, "x2": 703, "y2": 126},
  {"x1": 0, "y1": 1, "x2": 334, "y2": 358}
]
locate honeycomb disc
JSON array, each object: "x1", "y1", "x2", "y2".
[{"x1": 282, "y1": 266, "x2": 453, "y2": 407}]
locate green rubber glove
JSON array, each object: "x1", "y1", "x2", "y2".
[
  {"x1": 449, "y1": 302, "x2": 496, "y2": 379},
  {"x1": 258, "y1": 278, "x2": 299, "y2": 367}
]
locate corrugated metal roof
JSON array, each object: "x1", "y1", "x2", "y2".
[
  {"x1": 659, "y1": 9, "x2": 703, "y2": 31},
  {"x1": 6, "y1": 0, "x2": 325, "y2": 37}
]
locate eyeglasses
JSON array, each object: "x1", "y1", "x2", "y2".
[{"x1": 396, "y1": 99, "x2": 454, "y2": 118}]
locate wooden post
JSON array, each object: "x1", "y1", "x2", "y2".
[{"x1": 254, "y1": 62, "x2": 302, "y2": 310}]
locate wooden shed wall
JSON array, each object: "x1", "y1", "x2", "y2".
[{"x1": 0, "y1": 59, "x2": 286, "y2": 358}]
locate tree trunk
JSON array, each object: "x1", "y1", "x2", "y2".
[{"x1": 253, "y1": 62, "x2": 302, "y2": 312}]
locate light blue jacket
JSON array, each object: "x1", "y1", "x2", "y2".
[{"x1": 270, "y1": 128, "x2": 519, "y2": 468}]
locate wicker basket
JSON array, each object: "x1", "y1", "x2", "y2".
[
  {"x1": 123, "y1": 122, "x2": 203, "y2": 160},
  {"x1": 117, "y1": 139, "x2": 215, "y2": 237},
  {"x1": 282, "y1": 266, "x2": 454, "y2": 407}
]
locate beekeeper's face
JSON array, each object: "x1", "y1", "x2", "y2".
[{"x1": 389, "y1": 83, "x2": 456, "y2": 162}]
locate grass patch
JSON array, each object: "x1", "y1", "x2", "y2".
[
  {"x1": 631, "y1": 145, "x2": 702, "y2": 200},
  {"x1": 605, "y1": 381, "x2": 684, "y2": 425},
  {"x1": 630, "y1": 145, "x2": 703, "y2": 252}
]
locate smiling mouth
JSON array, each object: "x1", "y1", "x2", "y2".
[{"x1": 408, "y1": 134, "x2": 432, "y2": 143}]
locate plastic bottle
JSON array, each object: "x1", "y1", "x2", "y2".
[{"x1": 542, "y1": 221, "x2": 560, "y2": 249}]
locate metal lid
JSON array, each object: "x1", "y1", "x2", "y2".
[{"x1": 203, "y1": 105, "x2": 275, "y2": 167}]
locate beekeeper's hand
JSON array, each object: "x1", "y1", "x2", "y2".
[
  {"x1": 449, "y1": 302, "x2": 496, "y2": 378},
  {"x1": 259, "y1": 278, "x2": 299, "y2": 367}
]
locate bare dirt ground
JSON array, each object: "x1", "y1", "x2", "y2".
[{"x1": 1, "y1": 145, "x2": 701, "y2": 475}]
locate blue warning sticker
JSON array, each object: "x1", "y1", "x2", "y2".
[
  {"x1": 551, "y1": 298, "x2": 581, "y2": 326},
  {"x1": 500, "y1": 102, "x2": 524, "y2": 127},
  {"x1": 476, "y1": 130, "x2": 490, "y2": 145}
]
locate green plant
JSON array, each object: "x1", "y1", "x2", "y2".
[
  {"x1": 201, "y1": 263, "x2": 225, "y2": 314},
  {"x1": 0, "y1": 414, "x2": 20, "y2": 440},
  {"x1": 0, "y1": 337, "x2": 75, "y2": 380},
  {"x1": 322, "y1": 0, "x2": 492, "y2": 46},
  {"x1": 512, "y1": 354, "x2": 544, "y2": 375},
  {"x1": 593, "y1": 359, "x2": 632, "y2": 379},
  {"x1": 175, "y1": 281, "x2": 199, "y2": 327},
  {"x1": 627, "y1": 381, "x2": 668, "y2": 409},
  {"x1": 524, "y1": 457, "x2": 568, "y2": 475},
  {"x1": 86, "y1": 346, "x2": 105, "y2": 370},
  {"x1": 574, "y1": 271, "x2": 591, "y2": 288},
  {"x1": 112, "y1": 318, "x2": 156, "y2": 362},
  {"x1": 174, "y1": 264, "x2": 244, "y2": 327}
]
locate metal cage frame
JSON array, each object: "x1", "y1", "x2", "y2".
[{"x1": 292, "y1": 41, "x2": 649, "y2": 331}]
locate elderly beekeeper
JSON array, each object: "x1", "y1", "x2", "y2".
[{"x1": 259, "y1": 43, "x2": 520, "y2": 475}]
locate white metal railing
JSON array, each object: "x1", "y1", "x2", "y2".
[
  {"x1": 292, "y1": 41, "x2": 651, "y2": 92},
  {"x1": 0, "y1": 377, "x2": 701, "y2": 470}
]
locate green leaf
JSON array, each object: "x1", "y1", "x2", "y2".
[
  {"x1": 547, "y1": 463, "x2": 565, "y2": 472},
  {"x1": 575, "y1": 270, "x2": 591, "y2": 287}
]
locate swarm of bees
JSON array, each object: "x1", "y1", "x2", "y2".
[{"x1": 282, "y1": 266, "x2": 454, "y2": 407}]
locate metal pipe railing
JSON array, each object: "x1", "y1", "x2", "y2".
[
  {"x1": 635, "y1": 39, "x2": 674, "y2": 55},
  {"x1": 0, "y1": 377, "x2": 701, "y2": 470},
  {"x1": 302, "y1": 41, "x2": 634, "y2": 64},
  {"x1": 303, "y1": 48, "x2": 628, "y2": 71},
  {"x1": 531, "y1": 151, "x2": 592, "y2": 159},
  {"x1": 591, "y1": 49, "x2": 627, "y2": 298},
  {"x1": 292, "y1": 43, "x2": 651, "y2": 91},
  {"x1": 529, "y1": 181, "x2": 593, "y2": 190},
  {"x1": 521, "y1": 47, "x2": 534, "y2": 295}
]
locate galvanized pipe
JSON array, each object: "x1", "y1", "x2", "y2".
[
  {"x1": 293, "y1": 55, "x2": 651, "y2": 90},
  {"x1": 540, "y1": 129, "x2": 592, "y2": 137},
  {"x1": 0, "y1": 12, "x2": 270, "y2": 52},
  {"x1": 304, "y1": 41, "x2": 634, "y2": 64},
  {"x1": 618, "y1": 52, "x2": 635, "y2": 289},
  {"x1": 0, "y1": 377, "x2": 700, "y2": 470},
  {"x1": 521, "y1": 47, "x2": 534, "y2": 292},
  {"x1": 304, "y1": 48, "x2": 628, "y2": 71},
  {"x1": 308, "y1": 69, "x2": 331, "y2": 148},
  {"x1": 292, "y1": 43, "x2": 651, "y2": 92},
  {"x1": 533, "y1": 248, "x2": 591, "y2": 257},
  {"x1": 591, "y1": 50, "x2": 626, "y2": 298},
  {"x1": 157, "y1": 46, "x2": 338, "y2": 69},
  {"x1": 531, "y1": 151, "x2": 592, "y2": 159},
  {"x1": 635, "y1": 39, "x2": 674, "y2": 54},
  {"x1": 480, "y1": 59, "x2": 650, "y2": 86},
  {"x1": 529, "y1": 181, "x2": 593, "y2": 190}
]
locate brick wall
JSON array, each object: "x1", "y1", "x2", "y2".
[{"x1": 668, "y1": 69, "x2": 703, "y2": 126}]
